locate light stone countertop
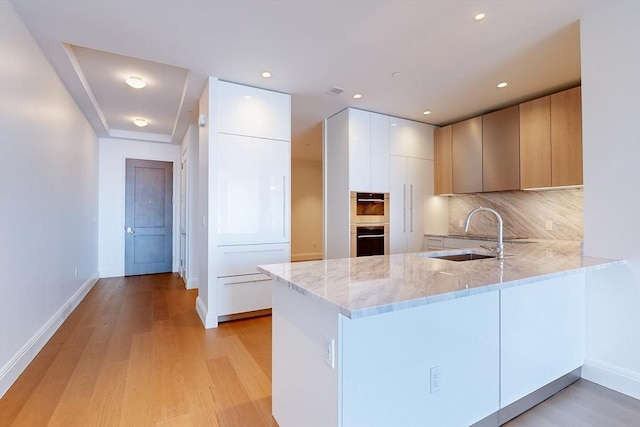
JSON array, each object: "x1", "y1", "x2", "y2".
[{"x1": 258, "y1": 241, "x2": 624, "y2": 319}]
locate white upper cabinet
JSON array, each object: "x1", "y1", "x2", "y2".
[
  {"x1": 217, "y1": 133, "x2": 290, "y2": 246},
  {"x1": 370, "y1": 113, "x2": 390, "y2": 193},
  {"x1": 348, "y1": 109, "x2": 372, "y2": 192},
  {"x1": 389, "y1": 117, "x2": 434, "y2": 160},
  {"x1": 326, "y1": 108, "x2": 390, "y2": 193},
  {"x1": 217, "y1": 81, "x2": 291, "y2": 141}
]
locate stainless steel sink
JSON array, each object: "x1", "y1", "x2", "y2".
[{"x1": 422, "y1": 250, "x2": 496, "y2": 262}]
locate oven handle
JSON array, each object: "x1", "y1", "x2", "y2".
[{"x1": 357, "y1": 234, "x2": 385, "y2": 239}]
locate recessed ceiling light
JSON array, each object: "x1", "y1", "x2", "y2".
[
  {"x1": 261, "y1": 71, "x2": 272, "y2": 78},
  {"x1": 390, "y1": 123, "x2": 397, "y2": 127},
  {"x1": 475, "y1": 13, "x2": 486, "y2": 21},
  {"x1": 423, "y1": 110, "x2": 432, "y2": 115},
  {"x1": 497, "y1": 82, "x2": 508, "y2": 88},
  {"x1": 353, "y1": 93, "x2": 362, "y2": 99},
  {"x1": 132, "y1": 118, "x2": 148, "y2": 127},
  {"x1": 125, "y1": 76, "x2": 146, "y2": 89},
  {"x1": 244, "y1": 95, "x2": 252, "y2": 99}
]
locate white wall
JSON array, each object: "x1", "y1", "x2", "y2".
[
  {"x1": 292, "y1": 159, "x2": 323, "y2": 261},
  {"x1": 196, "y1": 78, "x2": 217, "y2": 328},
  {"x1": 0, "y1": 2, "x2": 99, "y2": 397},
  {"x1": 581, "y1": 0, "x2": 640, "y2": 398},
  {"x1": 98, "y1": 138, "x2": 181, "y2": 278},
  {"x1": 181, "y1": 124, "x2": 199, "y2": 289}
]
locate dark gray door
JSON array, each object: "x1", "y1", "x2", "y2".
[{"x1": 125, "y1": 159, "x2": 173, "y2": 276}]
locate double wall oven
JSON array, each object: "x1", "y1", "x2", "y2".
[{"x1": 350, "y1": 192, "x2": 389, "y2": 257}]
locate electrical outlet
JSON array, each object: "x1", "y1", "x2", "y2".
[
  {"x1": 458, "y1": 219, "x2": 464, "y2": 228},
  {"x1": 430, "y1": 365, "x2": 441, "y2": 393},
  {"x1": 323, "y1": 336, "x2": 335, "y2": 369},
  {"x1": 545, "y1": 220, "x2": 553, "y2": 231}
]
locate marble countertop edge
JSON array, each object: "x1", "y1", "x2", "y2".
[{"x1": 257, "y1": 242, "x2": 625, "y2": 320}]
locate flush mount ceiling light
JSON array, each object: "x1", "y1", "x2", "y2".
[
  {"x1": 261, "y1": 71, "x2": 272, "y2": 78},
  {"x1": 423, "y1": 110, "x2": 432, "y2": 115},
  {"x1": 132, "y1": 118, "x2": 148, "y2": 127},
  {"x1": 353, "y1": 93, "x2": 362, "y2": 99},
  {"x1": 125, "y1": 76, "x2": 146, "y2": 89},
  {"x1": 474, "y1": 13, "x2": 486, "y2": 20},
  {"x1": 497, "y1": 82, "x2": 508, "y2": 88}
]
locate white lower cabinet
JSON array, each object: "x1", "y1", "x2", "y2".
[
  {"x1": 426, "y1": 236, "x2": 444, "y2": 250},
  {"x1": 273, "y1": 272, "x2": 587, "y2": 426},
  {"x1": 216, "y1": 243, "x2": 290, "y2": 316},
  {"x1": 218, "y1": 274, "x2": 274, "y2": 316},
  {"x1": 216, "y1": 243, "x2": 290, "y2": 276},
  {"x1": 390, "y1": 156, "x2": 433, "y2": 254},
  {"x1": 443, "y1": 237, "x2": 488, "y2": 249},
  {"x1": 500, "y1": 273, "x2": 585, "y2": 410},
  {"x1": 272, "y1": 284, "x2": 500, "y2": 427}
]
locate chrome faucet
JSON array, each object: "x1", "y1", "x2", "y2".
[{"x1": 464, "y1": 207, "x2": 504, "y2": 260}]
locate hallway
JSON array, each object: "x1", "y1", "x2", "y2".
[{"x1": 0, "y1": 274, "x2": 275, "y2": 426}]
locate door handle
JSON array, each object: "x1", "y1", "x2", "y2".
[
  {"x1": 403, "y1": 184, "x2": 406, "y2": 232},
  {"x1": 125, "y1": 226, "x2": 135, "y2": 234},
  {"x1": 410, "y1": 184, "x2": 413, "y2": 233}
]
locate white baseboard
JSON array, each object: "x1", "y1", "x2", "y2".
[
  {"x1": 582, "y1": 358, "x2": 640, "y2": 399},
  {"x1": 195, "y1": 296, "x2": 218, "y2": 329},
  {"x1": 0, "y1": 273, "x2": 99, "y2": 398},
  {"x1": 291, "y1": 252, "x2": 323, "y2": 262},
  {"x1": 186, "y1": 277, "x2": 199, "y2": 290}
]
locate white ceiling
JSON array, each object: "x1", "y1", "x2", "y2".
[{"x1": 11, "y1": 0, "x2": 585, "y2": 161}]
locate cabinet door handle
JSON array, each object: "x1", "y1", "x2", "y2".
[
  {"x1": 223, "y1": 278, "x2": 272, "y2": 286},
  {"x1": 403, "y1": 184, "x2": 406, "y2": 232},
  {"x1": 410, "y1": 184, "x2": 413, "y2": 233},
  {"x1": 223, "y1": 249, "x2": 284, "y2": 255},
  {"x1": 282, "y1": 175, "x2": 286, "y2": 238}
]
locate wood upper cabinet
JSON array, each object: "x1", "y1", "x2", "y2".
[
  {"x1": 482, "y1": 105, "x2": 520, "y2": 192},
  {"x1": 520, "y1": 96, "x2": 552, "y2": 188},
  {"x1": 520, "y1": 86, "x2": 582, "y2": 189},
  {"x1": 550, "y1": 86, "x2": 582, "y2": 186},
  {"x1": 434, "y1": 125, "x2": 453, "y2": 195},
  {"x1": 452, "y1": 117, "x2": 483, "y2": 193}
]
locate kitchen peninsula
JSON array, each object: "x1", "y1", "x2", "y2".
[{"x1": 258, "y1": 241, "x2": 623, "y2": 427}]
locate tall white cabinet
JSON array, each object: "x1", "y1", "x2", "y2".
[
  {"x1": 198, "y1": 79, "x2": 291, "y2": 328},
  {"x1": 324, "y1": 108, "x2": 390, "y2": 259},
  {"x1": 389, "y1": 117, "x2": 435, "y2": 254},
  {"x1": 324, "y1": 109, "x2": 434, "y2": 258}
]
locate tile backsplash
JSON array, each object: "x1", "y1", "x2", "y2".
[{"x1": 448, "y1": 188, "x2": 583, "y2": 241}]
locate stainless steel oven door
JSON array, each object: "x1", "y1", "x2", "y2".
[{"x1": 355, "y1": 226, "x2": 385, "y2": 257}]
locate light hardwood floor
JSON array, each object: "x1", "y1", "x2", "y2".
[
  {"x1": 0, "y1": 274, "x2": 276, "y2": 427},
  {"x1": 1, "y1": 273, "x2": 639, "y2": 426}
]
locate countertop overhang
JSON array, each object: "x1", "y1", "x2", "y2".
[{"x1": 258, "y1": 241, "x2": 624, "y2": 319}]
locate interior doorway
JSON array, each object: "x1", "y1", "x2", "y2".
[{"x1": 124, "y1": 159, "x2": 173, "y2": 275}]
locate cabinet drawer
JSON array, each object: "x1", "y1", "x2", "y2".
[
  {"x1": 217, "y1": 81, "x2": 291, "y2": 141},
  {"x1": 217, "y1": 243, "x2": 290, "y2": 276},
  {"x1": 218, "y1": 274, "x2": 273, "y2": 316},
  {"x1": 443, "y1": 237, "x2": 484, "y2": 249},
  {"x1": 426, "y1": 236, "x2": 444, "y2": 250}
]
